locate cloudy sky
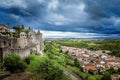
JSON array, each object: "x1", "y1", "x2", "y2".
[{"x1": 0, "y1": 0, "x2": 120, "y2": 38}]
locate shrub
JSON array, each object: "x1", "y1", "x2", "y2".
[
  {"x1": 87, "y1": 76, "x2": 96, "y2": 80},
  {"x1": 74, "y1": 58, "x2": 80, "y2": 67},
  {"x1": 0, "y1": 63, "x2": 3, "y2": 72},
  {"x1": 101, "y1": 72, "x2": 112, "y2": 80},
  {"x1": 4, "y1": 54, "x2": 27, "y2": 73},
  {"x1": 24, "y1": 56, "x2": 31, "y2": 65},
  {"x1": 17, "y1": 61, "x2": 27, "y2": 72}
]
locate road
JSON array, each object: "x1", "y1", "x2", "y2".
[{"x1": 65, "y1": 69, "x2": 82, "y2": 80}]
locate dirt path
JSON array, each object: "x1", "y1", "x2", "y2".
[{"x1": 65, "y1": 69, "x2": 82, "y2": 80}]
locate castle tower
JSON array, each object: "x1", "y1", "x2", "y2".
[
  {"x1": 36, "y1": 30, "x2": 42, "y2": 50},
  {"x1": 17, "y1": 32, "x2": 28, "y2": 48},
  {"x1": 28, "y1": 30, "x2": 36, "y2": 44}
]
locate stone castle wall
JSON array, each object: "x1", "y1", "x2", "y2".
[
  {"x1": 1, "y1": 46, "x2": 31, "y2": 60},
  {"x1": 17, "y1": 38, "x2": 28, "y2": 49},
  {"x1": 10, "y1": 48, "x2": 30, "y2": 59},
  {"x1": 0, "y1": 30, "x2": 43, "y2": 62},
  {"x1": 0, "y1": 35, "x2": 30, "y2": 61}
]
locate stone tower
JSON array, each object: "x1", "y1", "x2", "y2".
[
  {"x1": 17, "y1": 32, "x2": 28, "y2": 48},
  {"x1": 36, "y1": 31, "x2": 42, "y2": 50}
]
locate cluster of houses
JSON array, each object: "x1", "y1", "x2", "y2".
[{"x1": 62, "y1": 46, "x2": 120, "y2": 80}]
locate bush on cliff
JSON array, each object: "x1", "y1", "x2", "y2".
[{"x1": 3, "y1": 54, "x2": 27, "y2": 73}]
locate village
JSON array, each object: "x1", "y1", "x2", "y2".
[{"x1": 62, "y1": 46, "x2": 120, "y2": 80}]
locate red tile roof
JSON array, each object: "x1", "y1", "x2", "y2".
[
  {"x1": 106, "y1": 59, "x2": 115, "y2": 62},
  {"x1": 85, "y1": 66, "x2": 97, "y2": 71}
]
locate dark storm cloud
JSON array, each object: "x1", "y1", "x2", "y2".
[
  {"x1": 83, "y1": 0, "x2": 120, "y2": 19},
  {"x1": 82, "y1": 0, "x2": 120, "y2": 35},
  {"x1": 0, "y1": 7, "x2": 31, "y2": 17},
  {"x1": 0, "y1": 0, "x2": 47, "y2": 17},
  {"x1": 0, "y1": 0, "x2": 120, "y2": 38}
]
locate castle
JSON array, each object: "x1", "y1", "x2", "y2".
[{"x1": 0, "y1": 23, "x2": 43, "y2": 62}]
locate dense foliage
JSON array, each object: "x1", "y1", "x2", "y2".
[
  {"x1": 57, "y1": 41, "x2": 100, "y2": 50},
  {"x1": 100, "y1": 40, "x2": 120, "y2": 50},
  {"x1": 27, "y1": 43, "x2": 72, "y2": 80},
  {"x1": 100, "y1": 40, "x2": 120, "y2": 57},
  {"x1": 4, "y1": 54, "x2": 27, "y2": 73},
  {"x1": 101, "y1": 72, "x2": 111, "y2": 80}
]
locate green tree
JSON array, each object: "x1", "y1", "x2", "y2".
[
  {"x1": 13, "y1": 25, "x2": 21, "y2": 37},
  {"x1": 107, "y1": 67, "x2": 117, "y2": 74},
  {"x1": 118, "y1": 68, "x2": 120, "y2": 74},
  {"x1": 4, "y1": 54, "x2": 27, "y2": 73},
  {"x1": 101, "y1": 72, "x2": 112, "y2": 80},
  {"x1": 24, "y1": 56, "x2": 31, "y2": 65},
  {"x1": 74, "y1": 58, "x2": 80, "y2": 67},
  {"x1": 21, "y1": 25, "x2": 25, "y2": 29},
  {"x1": 87, "y1": 76, "x2": 96, "y2": 80}
]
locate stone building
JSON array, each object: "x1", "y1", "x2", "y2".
[
  {"x1": 0, "y1": 23, "x2": 10, "y2": 32},
  {"x1": 0, "y1": 25, "x2": 43, "y2": 62}
]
